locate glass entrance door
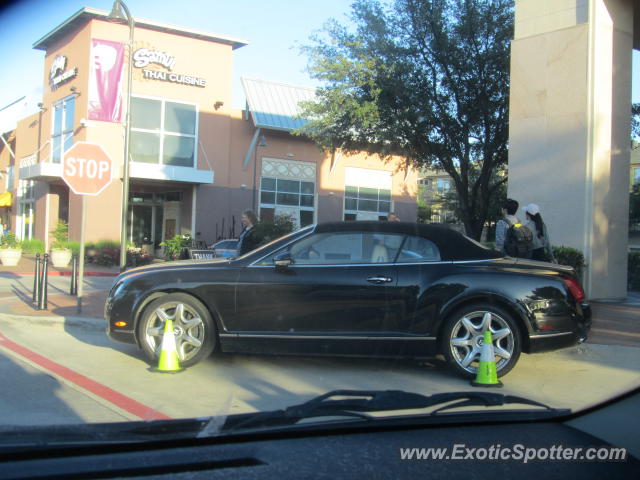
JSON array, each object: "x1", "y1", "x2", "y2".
[
  {"x1": 130, "y1": 205, "x2": 152, "y2": 245},
  {"x1": 17, "y1": 202, "x2": 34, "y2": 241},
  {"x1": 129, "y1": 205, "x2": 164, "y2": 247}
]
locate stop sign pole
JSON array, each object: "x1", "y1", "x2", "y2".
[{"x1": 62, "y1": 142, "x2": 113, "y2": 313}]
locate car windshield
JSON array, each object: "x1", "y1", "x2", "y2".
[
  {"x1": 1, "y1": 0, "x2": 639, "y2": 458},
  {"x1": 215, "y1": 241, "x2": 237, "y2": 249}
]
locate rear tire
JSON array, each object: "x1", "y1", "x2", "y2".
[
  {"x1": 441, "y1": 304, "x2": 521, "y2": 379},
  {"x1": 137, "y1": 293, "x2": 216, "y2": 367}
]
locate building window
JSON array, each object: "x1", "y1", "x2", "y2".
[
  {"x1": 130, "y1": 96, "x2": 197, "y2": 167},
  {"x1": 51, "y1": 95, "x2": 75, "y2": 164},
  {"x1": 343, "y1": 167, "x2": 392, "y2": 221},
  {"x1": 344, "y1": 186, "x2": 391, "y2": 218},
  {"x1": 634, "y1": 167, "x2": 640, "y2": 184},
  {"x1": 436, "y1": 178, "x2": 451, "y2": 193},
  {"x1": 259, "y1": 176, "x2": 315, "y2": 227}
]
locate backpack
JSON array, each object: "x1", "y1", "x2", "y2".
[{"x1": 504, "y1": 219, "x2": 533, "y2": 259}]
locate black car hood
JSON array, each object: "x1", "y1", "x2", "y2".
[{"x1": 119, "y1": 258, "x2": 232, "y2": 278}]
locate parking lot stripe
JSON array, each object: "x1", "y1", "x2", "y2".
[{"x1": 0, "y1": 331, "x2": 171, "y2": 421}]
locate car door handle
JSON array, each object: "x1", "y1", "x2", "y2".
[{"x1": 366, "y1": 276, "x2": 393, "y2": 284}]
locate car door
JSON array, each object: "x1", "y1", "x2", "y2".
[
  {"x1": 392, "y1": 235, "x2": 457, "y2": 356},
  {"x1": 231, "y1": 230, "x2": 406, "y2": 356}
]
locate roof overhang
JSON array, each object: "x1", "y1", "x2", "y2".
[
  {"x1": 21, "y1": 161, "x2": 213, "y2": 185},
  {"x1": 33, "y1": 7, "x2": 248, "y2": 51},
  {"x1": 130, "y1": 163, "x2": 213, "y2": 184},
  {"x1": 20, "y1": 162, "x2": 62, "y2": 181}
]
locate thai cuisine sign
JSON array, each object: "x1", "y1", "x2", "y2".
[{"x1": 133, "y1": 48, "x2": 206, "y2": 88}]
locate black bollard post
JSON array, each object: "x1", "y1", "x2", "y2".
[
  {"x1": 70, "y1": 254, "x2": 78, "y2": 296},
  {"x1": 33, "y1": 253, "x2": 41, "y2": 304},
  {"x1": 38, "y1": 253, "x2": 49, "y2": 311}
]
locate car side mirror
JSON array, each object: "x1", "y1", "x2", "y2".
[{"x1": 273, "y1": 251, "x2": 293, "y2": 268}]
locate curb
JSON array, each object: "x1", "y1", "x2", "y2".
[{"x1": 0, "y1": 312, "x2": 105, "y2": 331}]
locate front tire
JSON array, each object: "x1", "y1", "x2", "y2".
[
  {"x1": 441, "y1": 304, "x2": 521, "y2": 378},
  {"x1": 138, "y1": 293, "x2": 216, "y2": 367}
]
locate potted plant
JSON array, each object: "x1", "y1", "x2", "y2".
[
  {"x1": 50, "y1": 221, "x2": 73, "y2": 267},
  {"x1": 160, "y1": 234, "x2": 192, "y2": 260},
  {"x1": 0, "y1": 232, "x2": 23, "y2": 266}
]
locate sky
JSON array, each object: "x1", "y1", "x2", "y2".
[
  {"x1": 1, "y1": 0, "x2": 639, "y2": 114},
  {"x1": 0, "y1": 0, "x2": 353, "y2": 111}
]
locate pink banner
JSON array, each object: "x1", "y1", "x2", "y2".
[{"x1": 88, "y1": 39, "x2": 125, "y2": 122}]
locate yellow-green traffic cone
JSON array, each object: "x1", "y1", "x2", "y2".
[
  {"x1": 471, "y1": 330, "x2": 503, "y2": 387},
  {"x1": 154, "y1": 318, "x2": 183, "y2": 373}
]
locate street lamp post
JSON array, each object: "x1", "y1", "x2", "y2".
[{"x1": 108, "y1": 0, "x2": 134, "y2": 271}]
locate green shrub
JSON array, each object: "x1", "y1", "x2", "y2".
[
  {"x1": 629, "y1": 251, "x2": 640, "y2": 291},
  {"x1": 91, "y1": 244, "x2": 152, "y2": 267},
  {"x1": 50, "y1": 240, "x2": 80, "y2": 255},
  {"x1": 251, "y1": 214, "x2": 295, "y2": 245},
  {"x1": 91, "y1": 240, "x2": 120, "y2": 250},
  {"x1": 21, "y1": 238, "x2": 45, "y2": 254},
  {"x1": 68, "y1": 241, "x2": 80, "y2": 256},
  {"x1": 160, "y1": 234, "x2": 192, "y2": 260},
  {"x1": 83, "y1": 240, "x2": 151, "y2": 267},
  {"x1": 417, "y1": 205, "x2": 432, "y2": 224},
  {"x1": 51, "y1": 221, "x2": 69, "y2": 249},
  {"x1": 552, "y1": 245, "x2": 586, "y2": 280},
  {"x1": 0, "y1": 232, "x2": 21, "y2": 249}
]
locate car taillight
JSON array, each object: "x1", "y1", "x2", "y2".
[{"x1": 563, "y1": 277, "x2": 585, "y2": 303}]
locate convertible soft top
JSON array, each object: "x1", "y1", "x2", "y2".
[{"x1": 313, "y1": 221, "x2": 502, "y2": 261}]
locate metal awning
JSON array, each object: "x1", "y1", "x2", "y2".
[
  {"x1": 0, "y1": 192, "x2": 12, "y2": 207},
  {"x1": 241, "y1": 78, "x2": 315, "y2": 132}
]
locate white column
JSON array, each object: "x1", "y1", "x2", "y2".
[{"x1": 508, "y1": 0, "x2": 632, "y2": 299}]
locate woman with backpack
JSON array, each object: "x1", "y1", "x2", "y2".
[{"x1": 523, "y1": 203, "x2": 556, "y2": 263}]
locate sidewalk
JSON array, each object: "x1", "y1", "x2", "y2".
[
  {"x1": 0, "y1": 254, "x2": 119, "y2": 320},
  {"x1": 0, "y1": 254, "x2": 120, "y2": 277}
]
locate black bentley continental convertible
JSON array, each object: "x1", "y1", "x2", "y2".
[{"x1": 105, "y1": 221, "x2": 591, "y2": 377}]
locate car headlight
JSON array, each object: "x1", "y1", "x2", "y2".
[{"x1": 108, "y1": 280, "x2": 126, "y2": 298}]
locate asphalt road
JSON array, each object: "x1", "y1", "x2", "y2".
[{"x1": 1, "y1": 312, "x2": 639, "y2": 427}]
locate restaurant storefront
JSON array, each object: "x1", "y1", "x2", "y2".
[{"x1": 2, "y1": 6, "x2": 418, "y2": 253}]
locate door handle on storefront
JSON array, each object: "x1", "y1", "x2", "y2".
[{"x1": 366, "y1": 276, "x2": 392, "y2": 284}]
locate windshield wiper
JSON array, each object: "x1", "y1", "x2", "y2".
[{"x1": 221, "y1": 390, "x2": 568, "y2": 432}]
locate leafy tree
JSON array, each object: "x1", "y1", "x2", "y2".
[
  {"x1": 297, "y1": 0, "x2": 513, "y2": 239},
  {"x1": 442, "y1": 173, "x2": 506, "y2": 225},
  {"x1": 632, "y1": 103, "x2": 640, "y2": 147},
  {"x1": 417, "y1": 204, "x2": 432, "y2": 223}
]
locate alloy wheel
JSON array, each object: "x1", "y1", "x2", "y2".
[
  {"x1": 448, "y1": 310, "x2": 515, "y2": 374},
  {"x1": 143, "y1": 300, "x2": 206, "y2": 363}
]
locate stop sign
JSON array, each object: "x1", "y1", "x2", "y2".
[{"x1": 62, "y1": 142, "x2": 113, "y2": 195}]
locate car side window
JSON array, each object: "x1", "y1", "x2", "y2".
[
  {"x1": 396, "y1": 236, "x2": 441, "y2": 262},
  {"x1": 256, "y1": 232, "x2": 405, "y2": 265}
]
